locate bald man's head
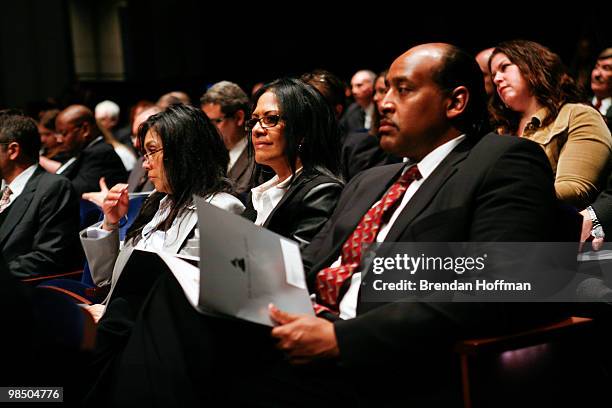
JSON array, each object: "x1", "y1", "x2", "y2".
[
  {"x1": 379, "y1": 43, "x2": 488, "y2": 159},
  {"x1": 350, "y1": 70, "x2": 376, "y2": 108},
  {"x1": 55, "y1": 105, "x2": 99, "y2": 154}
]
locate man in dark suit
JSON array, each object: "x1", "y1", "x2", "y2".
[
  {"x1": 54, "y1": 105, "x2": 127, "y2": 196},
  {"x1": 0, "y1": 113, "x2": 81, "y2": 278},
  {"x1": 92, "y1": 44, "x2": 571, "y2": 406},
  {"x1": 201, "y1": 81, "x2": 255, "y2": 198},
  {"x1": 591, "y1": 48, "x2": 612, "y2": 131},
  {"x1": 339, "y1": 70, "x2": 376, "y2": 135}
]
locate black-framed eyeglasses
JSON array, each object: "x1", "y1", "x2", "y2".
[
  {"x1": 245, "y1": 115, "x2": 281, "y2": 132},
  {"x1": 143, "y1": 148, "x2": 164, "y2": 162}
]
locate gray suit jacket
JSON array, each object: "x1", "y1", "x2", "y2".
[
  {"x1": 228, "y1": 146, "x2": 255, "y2": 196},
  {"x1": 80, "y1": 192, "x2": 244, "y2": 304}
]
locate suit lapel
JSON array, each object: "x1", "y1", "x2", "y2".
[
  {"x1": 262, "y1": 173, "x2": 311, "y2": 229},
  {"x1": 384, "y1": 138, "x2": 473, "y2": 242},
  {"x1": 0, "y1": 169, "x2": 42, "y2": 246},
  {"x1": 228, "y1": 148, "x2": 249, "y2": 180},
  {"x1": 163, "y1": 207, "x2": 198, "y2": 253}
]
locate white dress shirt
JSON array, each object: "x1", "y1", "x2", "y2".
[
  {"x1": 251, "y1": 168, "x2": 303, "y2": 226},
  {"x1": 337, "y1": 135, "x2": 466, "y2": 319},
  {"x1": 0, "y1": 164, "x2": 37, "y2": 208},
  {"x1": 592, "y1": 96, "x2": 611, "y2": 116}
]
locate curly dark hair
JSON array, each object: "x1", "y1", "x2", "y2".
[
  {"x1": 126, "y1": 104, "x2": 233, "y2": 243},
  {"x1": 488, "y1": 40, "x2": 586, "y2": 133}
]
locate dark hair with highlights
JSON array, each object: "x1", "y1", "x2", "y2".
[
  {"x1": 488, "y1": 40, "x2": 586, "y2": 134},
  {"x1": 248, "y1": 78, "x2": 342, "y2": 183},
  {"x1": 126, "y1": 104, "x2": 233, "y2": 243}
]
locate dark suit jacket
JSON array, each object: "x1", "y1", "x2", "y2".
[
  {"x1": 60, "y1": 136, "x2": 127, "y2": 196},
  {"x1": 302, "y1": 133, "x2": 571, "y2": 370},
  {"x1": 341, "y1": 130, "x2": 402, "y2": 181},
  {"x1": 228, "y1": 146, "x2": 255, "y2": 197},
  {"x1": 127, "y1": 157, "x2": 154, "y2": 193},
  {"x1": 0, "y1": 167, "x2": 82, "y2": 278},
  {"x1": 243, "y1": 170, "x2": 344, "y2": 248},
  {"x1": 339, "y1": 102, "x2": 366, "y2": 135}
]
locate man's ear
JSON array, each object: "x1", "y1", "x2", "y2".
[
  {"x1": 235, "y1": 110, "x2": 245, "y2": 127},
  {"x1": 7, "y1": 142, "x2": 20, "y2": 161},
  {"x1": 446, "y1": 86, "x2": 469, "y2": 120},
  {"x1": 80, "y1": 121, "x2": 91, "y2": 139}
]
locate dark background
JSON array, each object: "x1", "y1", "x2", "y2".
[{"x1": 0, "y1": 1, "x2": 610, "y2": 122}]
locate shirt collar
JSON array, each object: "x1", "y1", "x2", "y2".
[
  {"x1": 251, "y1": 167, "x2": 303, "y2": 195},
  {"x1": 412, "y1": 134, "x2": 466, "y2": 179},
  {"x1": 2, "y1": 164, "x2": 37, "y2": 196}
]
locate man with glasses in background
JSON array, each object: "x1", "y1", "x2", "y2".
[{"x1": 201, "y1": 81, "x2": 255, "y2": 199}]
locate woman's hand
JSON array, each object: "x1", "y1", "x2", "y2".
[{"x1": 102, "y1": 182, "x2": 129, "y2": 230}]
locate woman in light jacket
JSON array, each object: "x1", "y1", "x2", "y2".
[{"x1": 81, "y1": 104, "x2": 244, "y2": 320}]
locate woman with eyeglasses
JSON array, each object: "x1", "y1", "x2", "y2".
[
  {"x1": 489, "y1": 40, "x2": 612, "y2": 209},
  {"x1": 242, "y1": 78, "x2": 344, "y2": 248},
  {"x1": 80, "y1": 104, "x2": 245, "y2": 322}
]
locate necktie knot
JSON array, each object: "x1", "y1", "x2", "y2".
[
  {"x1": 398, "y1": 165, "x2": 422, "y2": 185},
  {"x1": 0, "y1": 186, "x2": 13, "y2": 213}
]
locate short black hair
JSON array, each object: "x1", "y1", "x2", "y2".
[
  {"x1": 432, "y1": 45, "x2": 490, "y2": 135},
  {"x1": 0, "y1": 112, "x2": 41, "y2": 162}
]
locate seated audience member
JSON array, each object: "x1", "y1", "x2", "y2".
[
  {"x1": 335, "y1": 69, "x2": 402, "y2": 180},
  {"x1": 81, "y1": 104, "x2": 244, "y2": 321},
  {"x1": 98, "y1": 122, "x2": 137, "y2": 172},
  {"x1": 489, "y1": 40, "x2": 612, "y2": 209},
  {"x1": 156, "y1": 91, "x2": 191, "y2": 109},
  {"x1": 87, "y1": 44, "x2": 572, "y2": 406},
  {"x1": 475, "y1": 47, "x2": 495, "y2": 98},
  {"x1": 241, "y1": 78, "x2": 344, "y2": 248},
  {"x1": 81, "y1": 107, "x2": 159, "y2": 207},
  {"x1": 46, "y1": 105, "x2": 127, "y2": 196},
  {"x1": 95, "y1": 100, "x2": 130, "y2": 145},
  {"x1": 340, "y1": 69, "x2": 376, "y2": 133},
  {"x1": 200, "y1": 81, "x2": 255, "y2": 197},
  {"x1": 37, "y1": 109, "x2": 64, "y2": 159},
  {"x1": 300, "y1": 69, "x2": 348, "y2": 120},
  {"x1": 0, "y1": 112, "x2": 81, "y2": 278},
  {"x1": 590, "y1": 47, "x2": 612, "y2": 131}
]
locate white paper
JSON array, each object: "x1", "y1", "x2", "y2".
[{"x1": 280, "y1": 238, "x2": 307, "y2": 289}]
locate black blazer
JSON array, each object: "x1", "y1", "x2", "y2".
[
  {"x1": 302, "y1": 133, "x2": 573, "y2": 369},
  {"x1": 340, "y1": 130, "x2": 402, "y2": 181},
  {"x1": 60, "y1": 136, "x2": 128, "y2": 196},
  {"x1": 243, "y1": 170, "x2": 344, "y2": 249},
  {"x1": 0, "y1": 167, "x2": 82, "y2": 278},
  {"x1": 339, "y1": 102, "x2": 366, "y2": 135}
]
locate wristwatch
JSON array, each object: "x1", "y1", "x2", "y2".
[{"x1": 587, "y1": 206, "x2": 606, "y2": 239}]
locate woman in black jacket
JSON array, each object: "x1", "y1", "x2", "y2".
[{"x1": 242, "y1": 78, "x2": 344, "y2": 248}]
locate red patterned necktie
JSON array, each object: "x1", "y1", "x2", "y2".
[
  {"x1": 314, "y1": 165, "x2": 422, "y2": 315},
  {"x1": 0, "y1": 186, "x2": 12, "y2": 213}
]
